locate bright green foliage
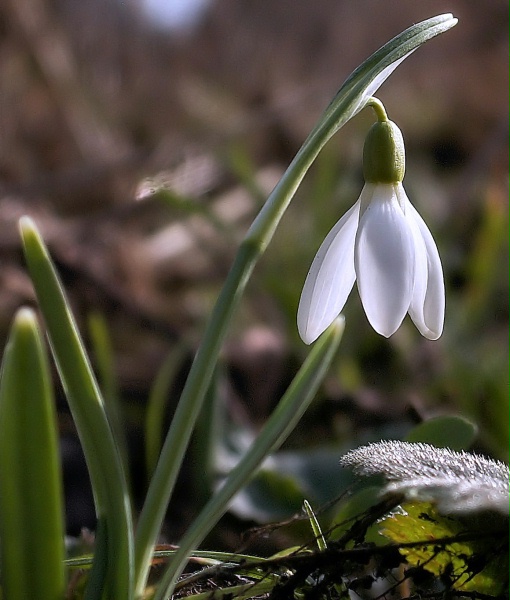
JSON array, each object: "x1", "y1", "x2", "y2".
[{"x1": 379, "y1": 501, "x2": 508, "y2": 594}]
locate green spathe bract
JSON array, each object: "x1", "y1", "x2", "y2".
[{"x1": 0, "y1": 308, "x2": 66, "y2": 599}]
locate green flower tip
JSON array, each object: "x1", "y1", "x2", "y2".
[{"x1": 363, "y1": 120, "x2": 405, "y2": 184}]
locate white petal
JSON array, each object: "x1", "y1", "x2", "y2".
[
  {"x1": 406, "y1": 199, "x2": 445, "y2": 339},
  {"x1": 297, "y1": 201, "x2": 360, "y2": 344},
  {"x1": 355, "y1": 184, "x2": 415, "y2": 337}
]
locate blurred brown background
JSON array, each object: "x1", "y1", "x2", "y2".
[{"x1": 0, "y1": 0, "x2": 508, "y2": 541}]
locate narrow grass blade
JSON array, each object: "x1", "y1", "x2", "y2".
[
  {"x1": 19, "y1": 217, "x2": 134, "y2": 600},
  {"x1": 145, "y1": 345, "x2": 188, "y2": 479},
  {"x1": 173, "y1": 580, "x2": 275, "y2": 600},
  {"x1": 88, "y1": 311, "x2": 132, "y2": 494},
  {"x1": 153, "y1": 318, "x2": 344, "y2": 600},
  {"x1": 0, "y1": 308, "x2": 66, "y2": 599},
  {"x1": 189, "y1": 365, "x2": 222, "y2": 504},
  {"x1": 88, "y1": 311, "x2": 120, "y2": 408},
  {"x1": 303, "y1": 499, "x2": 327, "y2": 551}
]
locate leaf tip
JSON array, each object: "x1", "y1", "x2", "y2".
[
  {"x1": 18, "y1": 215, "x2": 37, "y2": 236},
  {"x1": 331, "y1": 315, "x2": 346, "y2": 336},
  {"x1": 18, "y1": 216, "x2": 51, "y2": 266},
  {"x1": 13, "y1": 306, "x2": 37, "y2": 328}
]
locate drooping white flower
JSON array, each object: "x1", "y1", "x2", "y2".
[{"x1": 298, "y1": 115, "x2": 444, "y2": 343}]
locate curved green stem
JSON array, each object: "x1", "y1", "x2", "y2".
[{"x1": 367, "y1": 97, "x2": 389, "y2": 122}]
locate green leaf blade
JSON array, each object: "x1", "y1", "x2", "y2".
[
  {"x1": 0, "y1": 308, "x2": 66, "y2": 600},
  {"x1": 19, "y1": 217, "x2": 134, "y2": 600},
  {"x1": 153, "y1": 317, "x2": 345, "y2": 600}
]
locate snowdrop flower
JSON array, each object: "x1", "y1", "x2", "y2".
[{"x1": 298, "y1": 104, "x2": 444, "y2": 343}]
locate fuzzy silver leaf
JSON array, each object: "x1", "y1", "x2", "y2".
[{"x1": 340, "y1": 441, "x2": 509, "y2": 516}]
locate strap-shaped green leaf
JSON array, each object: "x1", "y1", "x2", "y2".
[
  {"x1": 0, "y1": 308, "x2": 66, "y2": 599},
  {"x1": 88, "y1": 312, "x2": 132, "y2": 495},
  {"x1": 19, "y1": 218, "x2": 134, "y2": 600},
  {"x1": 153, "y1": 317, "x2": 344, "y2": 599}
]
